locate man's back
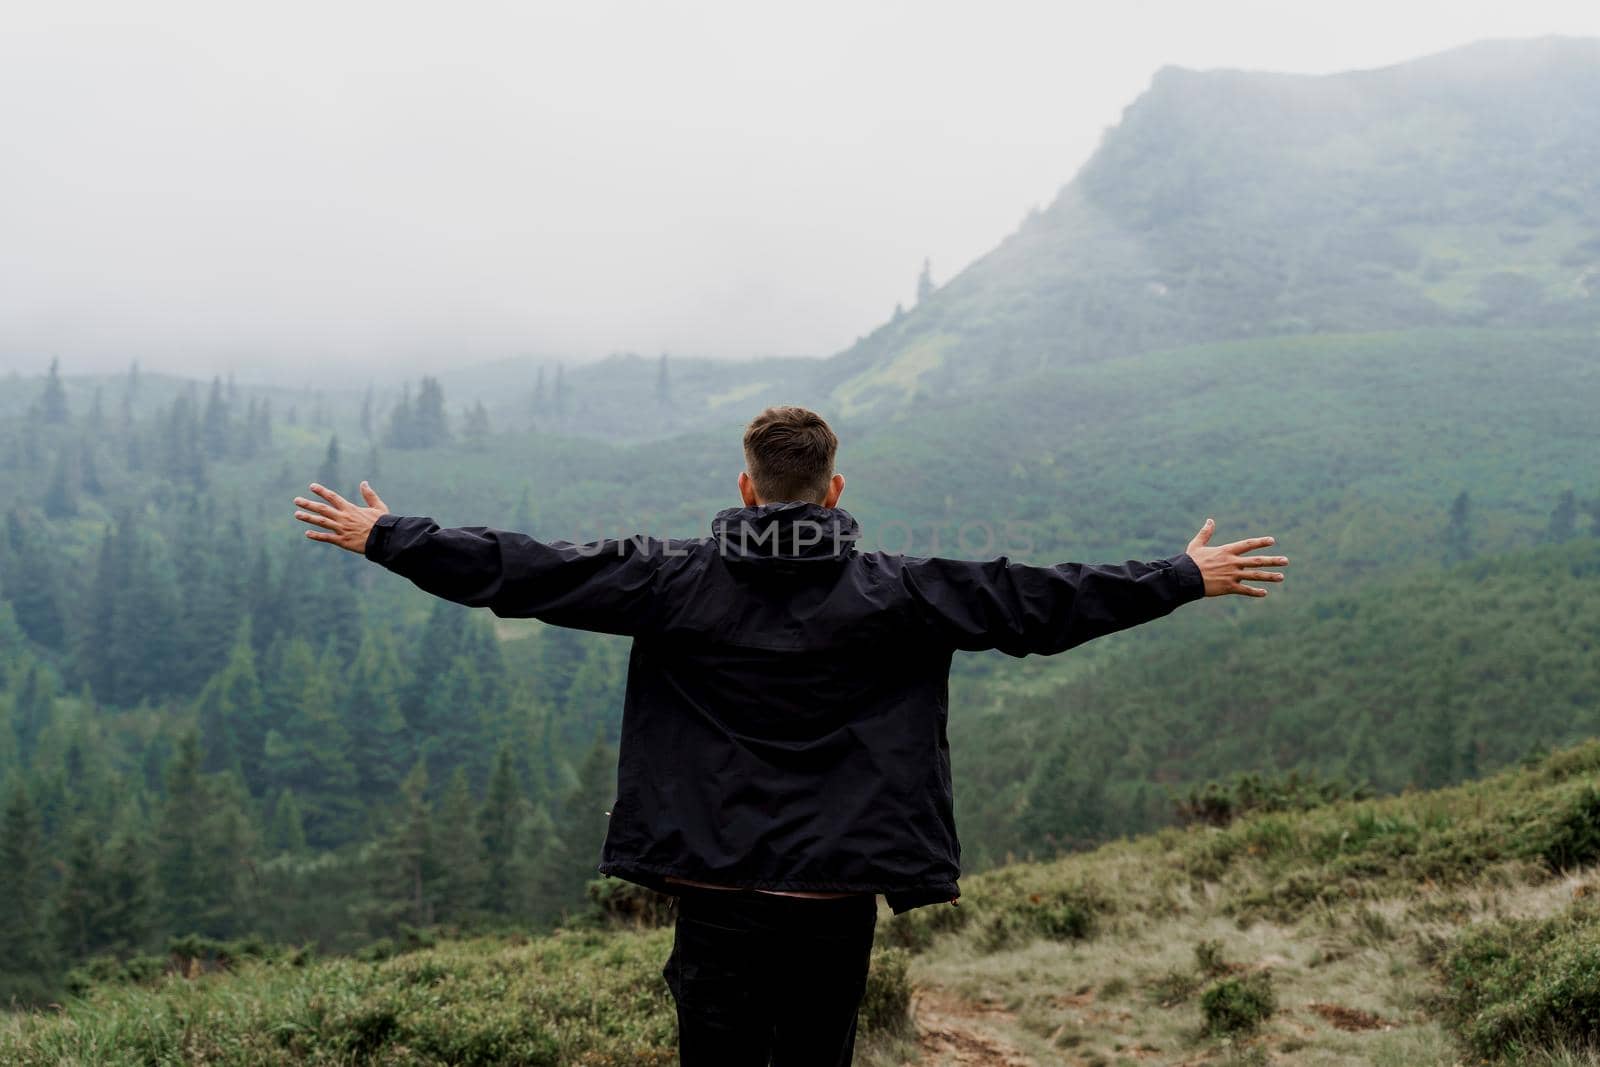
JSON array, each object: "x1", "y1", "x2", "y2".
[{"x1": 363, "y1": 498, "x2": 1206, "y2": 912}]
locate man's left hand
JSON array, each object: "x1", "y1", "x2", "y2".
[{"x1": 293, "y1": 481, "x2": 390, "y2": 554}]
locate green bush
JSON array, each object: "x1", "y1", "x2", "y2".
[
  {"x1": 880, "y1": 899, "x2": 969, "y2": 953},
  {"x1": 856, "y1": 948, "x2": 913, "y2": 1038},
  {"x1": 1438, "y1": 899, "x2": 1600, "y2": 1060},
  {"x1": 1200, "y1": 971, "x2": 1275, "y2": 1036},
  {"x1": 1542, "y1": 786, "x2": 1600, "y2": 872}
]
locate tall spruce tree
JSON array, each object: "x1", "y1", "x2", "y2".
[
  {"x1": 1444, "y1": 490, "x2": 1473, "y2": 564},
  {"x1": 1547, "y1": 489, "x2": 1577, "y2": 543},
  {"x1": 479, "y1": 745, "x2": 526, "y2": 916},
  {"x1": 0, "y1": 782, "x2": 56, "y2": 1001},
  {"x1": 202, "y1": 376, "x2": 230, "y2": 458},
  {"x1": 39, "y1": 357, "x2": 69, "y2": 424},
  {"x1": 432, "y1": 768, "x2": 485, "y2": 925},
  {"x1": 262, "y1": 639, "x2": 360, "y2": 846}
]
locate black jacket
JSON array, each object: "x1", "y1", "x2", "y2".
[{"x1": 364, "y1": 501, "x2": 1205, "y2": 913}]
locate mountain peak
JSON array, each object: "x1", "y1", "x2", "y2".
[{"x1": 825, "y1": 37, "x2": 1600, "y2": 415}]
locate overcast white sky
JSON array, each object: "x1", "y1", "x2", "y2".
[{"x1": 3, "y1": 0, "x2": 1599, "y2": 383}]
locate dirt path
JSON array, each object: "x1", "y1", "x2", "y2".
[{"x1": 909, "y1": 988, "x2": 1036, "y2": 1067}]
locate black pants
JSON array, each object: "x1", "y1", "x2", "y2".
[{"x1": 662, "y1": 888, "x2": 878, "y2": 1067}]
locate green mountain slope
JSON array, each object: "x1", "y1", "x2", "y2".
[{"x1": 825, "y1": 36, "x2": 1600, "y2": 414}]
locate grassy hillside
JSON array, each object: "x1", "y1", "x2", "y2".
[
  {"x1": 826, "y1": 37, "x2": 1600, "y2": 413},
  {"x1": 9, "y1": 742, "x2": 1600, "y2": 1065}
]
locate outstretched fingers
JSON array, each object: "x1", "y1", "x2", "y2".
[
  {"x1": 359, "y1": 480, "x2": 388, "y2": 511},
  {"x1": 1221, "y1": 535, "x2": 1276, "y2": 554},
  {"x1": 309, "y1": 482, "x2": 353, "y2": 511},
  {"x1": 1238, "y1": 570, "x2": 1285, "y2": 583},
  {"x1": 294, "y1": 496, "x2": 336, "y2": 517}
]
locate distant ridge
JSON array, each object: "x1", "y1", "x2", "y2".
[{"x1": 823, "y1": 36, "x2": 1600, "y2": 414}]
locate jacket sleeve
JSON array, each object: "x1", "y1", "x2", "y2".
[
  {"x1": 363, "y1": 514, "x2": 666, "y2": 636},
  {"x1": 899, "y1": 552, "x2": 1205, "y2": 657}
]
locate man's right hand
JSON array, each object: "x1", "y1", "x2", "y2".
[{"x1": 1184, "y1": 518, "x2": 1289, "y2": 598}]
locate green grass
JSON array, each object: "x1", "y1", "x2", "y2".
[
  {"x1": 1, "y1": 930, "x2": 911, "y2": 1066},
  {"x1": 883, "y1": 740, "x2": 1600, "y2": 1064}
]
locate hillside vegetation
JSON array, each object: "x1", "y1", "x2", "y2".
[
  {"x1": 949, "y1": 535, "x2": 1600, "y2": 868},
  {"x1": 7, "y1": 741, "x2": 1600, "y2": 1065}
]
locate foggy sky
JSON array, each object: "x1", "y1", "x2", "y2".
[{"x1": 4, "y1": 1, "x2": 1599, "y2": 385}]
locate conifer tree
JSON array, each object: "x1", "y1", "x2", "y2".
[
  {"x1": 511, "y1": 484, "x2": 534, "y2": 533},
  {"x1": 55, "y1": 819, "x2": 110, "y2": 959},
  {"x1": 317, "y1": 434, "x2": 342, "y2": 493},
  {"x1": 79, "y1": 436, "x2": 104, "y2": 496},
  {"x1": 372, "y1": 760, "x2": 435, "y2": 932},
  {"x1": 384, "y1": 382, "x2": 414, "y2": 448},
  {"x1": 0, "y1": 781, "x2": 55, "y2": 1002},
  {"x1": 1341, "y1": 711, "x2": 1379, "y2": 786},
  {"x1": 1546, "y1": 489, "x2": 1577, "y2": 543},
  {"x1": 463, "y1": 401, "x2": 491, "y2": 450},
  {"x1": 414, "y1": 376, "x2": 450, "y2": 447},
  {"x1": 552, "y1": 728, "x2": 615, "y2": 906},
  {"x1": 99, "y1": 817, "x2": 157, "y2": 955},
  {"x1": 158, "y1": 732, "x2": 257, "y2": 936},
  {"x1": 341, "y1": 628, "x2": 412, "y2": 799},
  {"x1": 479, "y1": 745, "x2": 526, "y2": 916},
  {"x1": 157, "y1": 733, "x2": 213, "y2": 932},
  {"x1": 196, "y1": 622, "x2": 266, "y2": 783},
  {"x1": 1443, "y1": 490, "x2": 1473, "y2": 564},
  {"x1": 268, "y1": 788, "x2": 308, "y2": 855},
  {"x1": 87, "y1": 385, "x2": 104, "y2": 432},
  {"x1": 432, "y1": 768, "x2": 485, "y2": 924},
  {"x1": 4, "y1": 509, "x2": 66, "y2": 650},
  {"x1": 39, "y1": 356, "x2": 69, "y2": 424},
  {"x1": 43, "y1": 446, "x2": 79, "y2": 519},
  {"x1": 1415, "y1": 677, "x2": 1459, "y2": 789},
  {"x1": 552, "y1": 363, "x2": 568, "y2": 419},
  {"x1": 202, "y1": 376, "x2": 231, "y2": 458},
  {"x1": 916, "y1": 258, "x2": 935, "y2": 304},
  {"x1": 262, "y1": 639, "x2": 360, "y2": 846},
  {"x1": 418, "y1": 655, "x2": 489, "y2": 789}
]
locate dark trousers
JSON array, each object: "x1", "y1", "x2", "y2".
[{"x1": 662, "y1": 888, "x2": 878, "y2": 1067}]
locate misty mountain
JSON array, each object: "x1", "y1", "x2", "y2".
[{"x1": 823, "y1": 36, "x2": 1600, "y2": 414}]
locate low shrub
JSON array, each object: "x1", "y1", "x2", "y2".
[
  {"x1": 1541, "y1": 786, "x2": 1600, "y2": 873},
  {"x1": 1200, "y1": 971, "x2": 1276, "y2": 1036},
  {"x1": 1438, "y1": 899, "x2": 1600, "y2": 1060},
  {"x1": 857, "y1": 948, "x2": 913, "y2": 1038},
  {"x1": 880, "y1": 899, "x2": 969, "y2": 953}
]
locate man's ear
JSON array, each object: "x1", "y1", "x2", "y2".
[
  {"x1": 738, "y1": 471, "x2": 761, "y2": 507},
  {"x1": 823, "y1": 473, "x2": 845, "y2": 509}
]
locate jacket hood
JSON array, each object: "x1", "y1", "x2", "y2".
[{"x1": 710, "y1": 502, "x2": 861, "y2": 564}]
